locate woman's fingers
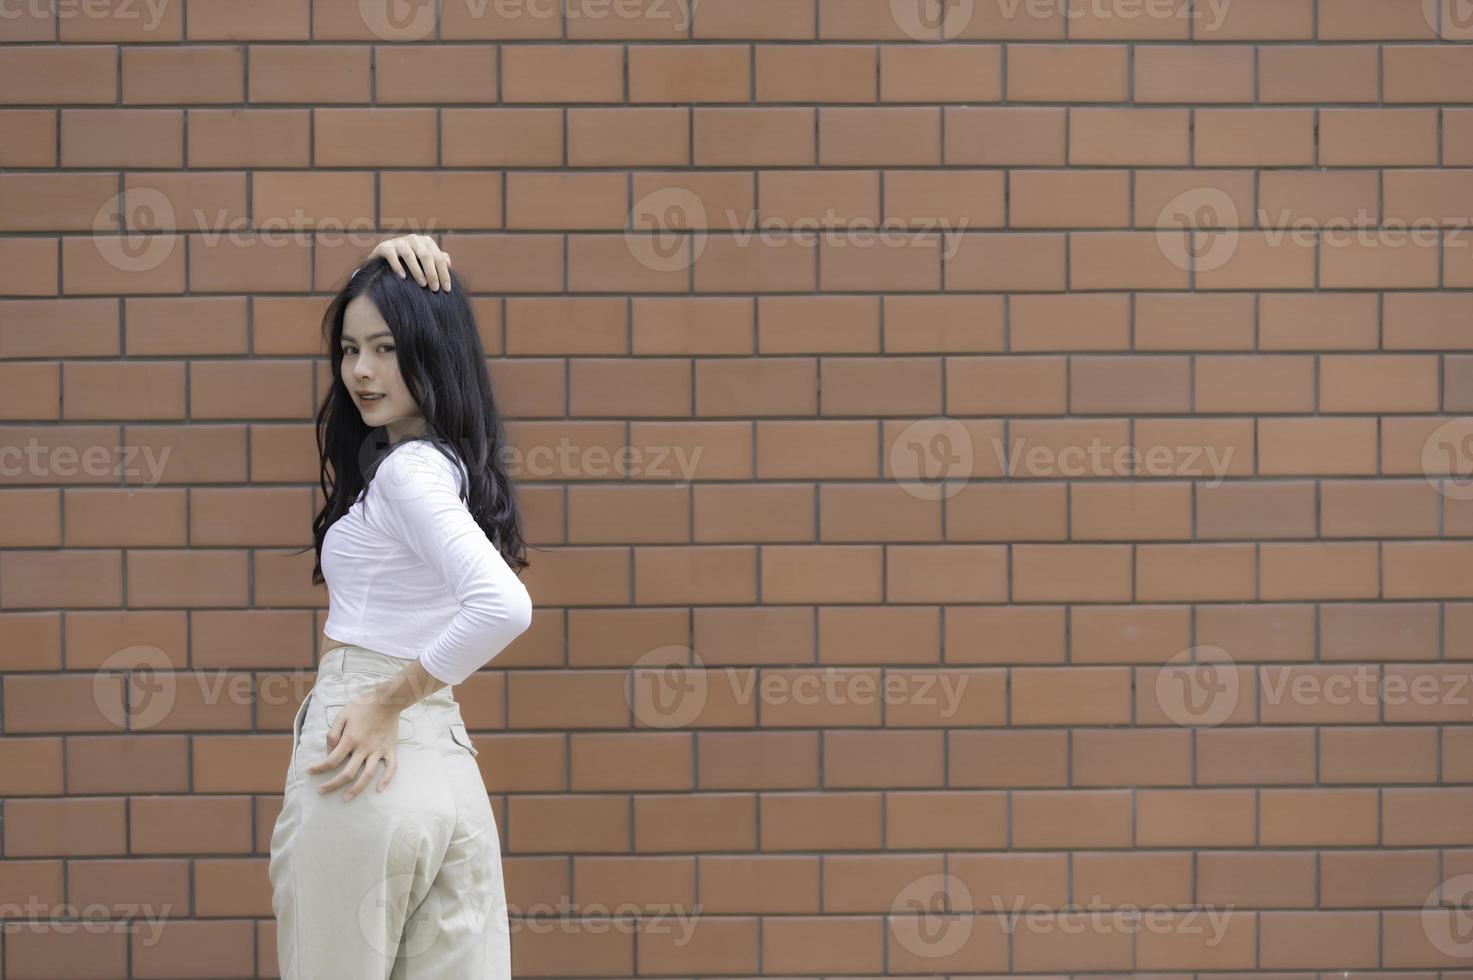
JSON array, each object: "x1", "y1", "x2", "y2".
[
  {"x1": 402, "y1": 250, "x2": 428, "y2": 287},
  {"x1": 366, "y1": 234, "x2": 451, "y2": 291},
  {"x1": 314, "y1": 746, "x2": 362, "y2": 793},
  {"x1": 404, "y1": 234, "x2": 433, "y2": 286},
  {"x1": 414, "y1": 244, "x2": 440, "y2": 291},
  {"x1": 434, "y1": 251, "x2": 451, "y2": 293},
  {"x1": 343, "y1": 752, "x2": 382, "y2": 802},
  {"x1": 379, "y1": 245, "x2": 409, "y2": 280},
  {"x1": 367, "y1": 239, "x2": 402, "y2": 279},
  {"x1": 376, "y1": 753, "x2": 398, "y2": 792},
  {"x1": 398, "y1": 239, "x2": 429, "y2": 287}
]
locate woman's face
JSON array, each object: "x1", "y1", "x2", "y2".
[{"x1": 341, "y1": 294, "x2": 424, "y2": 440}]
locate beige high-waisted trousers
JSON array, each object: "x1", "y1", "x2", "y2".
[{"x1": 269, "y1": 644, "x2": 510, "y2": 979}]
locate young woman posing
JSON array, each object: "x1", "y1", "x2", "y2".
[{"x1": 270, "y1": 234, "x2": 532, "y2": 979}]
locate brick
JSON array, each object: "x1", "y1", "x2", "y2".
[
  {"x1": 188, "y1": 0, "x2": 309, "y2": 39},
  {"x1": 1007, "y1": 44, "x2": 1127, "y2": 102},
  {"x1": 0, "y1": 46, "x2": 116, "y2": 104},
  {"x1": 0, "y1": 110, "x2": 57, "y2": 167},
  {"x1": 1069, "y1": 108, "x2": 1190, "y2": 166},
  {"x1": 59, "y1": 0, "x2": 182, "y2": 40},
  {"x1": 313, "y1": 108, "x2": 437, "y2": 166},
  {"x1": 1066, "y1": 0, "x2": 1191, "y2": 38},
  {"x1": 1010, "y1": 170, "x2": 1129, "y2": 228},
  {"x1": 186, "y1": 108, "x2": 310, "y2": 167},
  {"x1": 1195, "y1": 109, "x2": 1316, "y2": 165},
  {"x1": 60, "y1": 108, "x2": 183, "y2": 167},
  {"x1": 945, "y1": 107, "x2": 1066, "y2": 164},
  {"x1": 1134, "y1": 45, "x2": 1254, "y2": 102},
  {"x1": 503, "y1": 44, "x2": 621, "y2": 102},
  {"x1": 1258, "y1": 45, "x2": 1380, "y2": 103},
  {"x1": 575, "y1": 108, "x2": 691, "y2": 167},
  {"x1": 376, "y1": 45, "x2": 497, "y2": 103},
  {"x1": 565, "y1": 0, "x2": 688, "y2": 40},
  {"x1": 818, "y1": 106, "x2": 941, "y2": 166},
  {"x1": 506, "y1": 173, "x2": 621, "y2": 229},
  {"x1": 1321, "y1": 108, "x2": 1440, "y2": 165},
  {"x1": 1319, "y1": 0, "x2": 1437, "y2": 39},
  {"x1": 696, "y1": 0, "x2": 814, "y2": 39},
  {"x1": 758, "y1": 295, "x2": 880, "y2": 354},
  {"x1": 122, "y1": 46, "x2": 243, "y2": 104},
  {"x1": 1198, "y1": 0, "x2": 1314, "y2": 38},
  {"x1": 0, "y1": 173, "x2": 120, "y2": 232},
  {"x1": 442, "y1": 108, "x2": 564, "y2": 166},
  {"x1": 756, "y1": 45, "x2": 876, "y2": 103},
  {"x1": 879, "y1": 43, "x2": 1001, "y2": 102},
  {"x1": 247, "y1": 45, "x2": 369, "y2": 103}
]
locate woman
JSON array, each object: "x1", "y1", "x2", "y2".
[{"x1": 269, "y1": 234, "x2": 534, "y2": 979}]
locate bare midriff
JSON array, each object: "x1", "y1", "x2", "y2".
[{"x1": 319, "y1": 631, "x2": 355, "y2": 659}]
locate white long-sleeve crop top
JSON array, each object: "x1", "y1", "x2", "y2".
[{"x1": 320, "y1": 437, "x2": 533, "y2": 686}]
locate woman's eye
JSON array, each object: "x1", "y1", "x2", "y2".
[{"x1": 379, "y1": 345, "x2": 394, "y2": 354}]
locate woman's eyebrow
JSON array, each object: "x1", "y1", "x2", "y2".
[{"x1": 342, "y1": 331, "x2": 394, "y2": 343}]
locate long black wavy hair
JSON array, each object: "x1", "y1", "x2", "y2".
[{"x1": 298, "y1": 254, "x2": 530, "y2": 585}]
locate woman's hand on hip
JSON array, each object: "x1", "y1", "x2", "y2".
[{"x1": 308, "y1": 694, "x2": 405, "y2": 801}]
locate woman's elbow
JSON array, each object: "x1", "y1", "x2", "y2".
[
  {"x1": 504, "y1": 583, "x2": 534, "y2": 637},
  {"x1": 469, "y1": 582, "x2": 533, "y2": 640}
]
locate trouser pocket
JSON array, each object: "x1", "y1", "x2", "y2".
[
  {"x1": 321, "y1": 698, "x2": 417, "y2": 743},
  {"x1": 286, "y1": 689, "x2": 314, "y2": 789},
  {"x1": 448, "y1": 721, "x2": 479, "y2": 757}
]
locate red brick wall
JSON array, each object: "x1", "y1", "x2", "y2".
[{"x1": 4, "y1": 0, "x2": 1473, "y2": 975}]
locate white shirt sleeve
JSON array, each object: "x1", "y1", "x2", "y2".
[{"x1": 369, "y1": 441, "x2": 533, "y2": 686}]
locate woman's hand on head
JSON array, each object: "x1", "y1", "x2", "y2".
[
  {"x1": 369, "y1": 234, "x2": 452, "y2": 293},
  {"x1": 307, "y1": 693, "x2": 405, "y2": 801}
]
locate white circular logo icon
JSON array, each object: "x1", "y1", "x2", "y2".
[
  {"x1": 95, "y1": 644, "x2": 176, "y2": 730},
  {"x1": 1423, "y1": 873, "x2": 1473, "y2": 957},
  {"x1": 356, "y1": 432, "x2": 474, "y2": 504},
  {"x1": 1155, "y1": 186, "x2": 1240, "y2": 275},
  {"x1": 890, "y1": 0, "x2": 975, "y2": 40},
  {"x1": 359, "y1": 871, "x2": 441, "y2": 959},
  {"x1": 92, "y1": 187, "x2": 177, "y2": 274},
  {"x1": 1422, "y1": 417, "x2": 1473, "y2": 501},
  {"x1": 626, "y1": 187, "x2": 708, "y2": 274},
  {"x1": 359, "y1": 0, "x2": 438, "y2": 41},
  {"x1": 890, "y1": 872, "x2": 973, "y2": 959},
  {"x1": 1423, "y1": 0, "x2": 1473, "y2": 39},
  {"x1": 1156, "y1": 645, "x2": 1239, "y2": 728},
  {"x1": 627, "y1": 646, "x2": 708, "y2": 729},
  {"x1": 889, "y1": 418, "x2": 975, "y2": 500}
]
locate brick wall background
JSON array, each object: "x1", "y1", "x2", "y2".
[{"x1": 4, "y1": 0, "x2": 1473, "y2": 976}]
